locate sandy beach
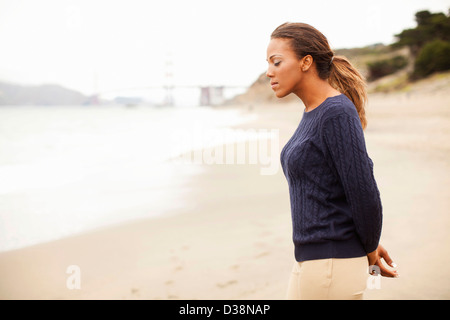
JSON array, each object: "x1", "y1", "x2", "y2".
[{"x1": 0, "y1": 76, "x2": 449, "y2": 300}]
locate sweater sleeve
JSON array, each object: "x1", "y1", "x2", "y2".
[{"x1": 322, "y1": 113, "x2": 382, "y2": 254}]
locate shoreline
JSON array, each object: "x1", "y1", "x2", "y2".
[
  {"x1": 0, "y1": 103, "x2": 296, "y2": 300},
  {"x1": 0, "y1": 91, "x2": 449, "y2": 299}
]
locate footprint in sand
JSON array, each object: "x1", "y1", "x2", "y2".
[
  {"x1": 255, "y1": 251, "x2": 270, "y2": 259},
  {"x1": 131, "y1": 288, "x2": 140, "y2": 297},
  {"x1": 174, "y1": 265, "x2": 184, "y2": 272},
  {"x1": 258, "y1": 230, "x2": 273, "y2": 238},
  {"x1": 169, "y1": 244, "x2": 190, "y2": 273},
  {"x1": 216, "y1": 280, "x2": 238, "y2": 288},
  {"x1": 253, "y1": 241, "x2": 267, "y2": 248}
]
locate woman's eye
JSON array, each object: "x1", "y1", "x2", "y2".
[{"x1": 274, "y1": 61, "x2": 281, "y2": 66}]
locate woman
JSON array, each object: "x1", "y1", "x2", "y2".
[{"x1": 266, "y1": 22, "x2": 398, "y2": 300}]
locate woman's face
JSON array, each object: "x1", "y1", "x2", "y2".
[{"x1": 266, "y1": 38, "x2": 304, "y2": 98}]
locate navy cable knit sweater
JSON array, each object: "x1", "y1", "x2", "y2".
[{"x1": 280, "y1": 94, "x2": 382, "y2": 262}]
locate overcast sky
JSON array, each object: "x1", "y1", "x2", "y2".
[{"x1": 0, "y1": 0, "x2": 449, "y2": 96}]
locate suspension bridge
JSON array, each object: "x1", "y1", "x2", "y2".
[
  {"x1": 92, "y1": 84, "x2": 248, "y2": 107},
  {"x1": 87, "y1": 53, "x2": 249, "y2": 106}
]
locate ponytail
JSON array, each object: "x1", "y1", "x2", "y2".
[{"x1": 328, "y1": 56, "x2": 368, "y2": 130}]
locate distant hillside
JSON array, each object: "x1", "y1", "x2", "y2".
[
  {"x1": 335, "y1": 44, "x2": 411, "y2": 80},
  {"x1": 227, "y1": 44, "x2": 414, "y2": 105},
  {"x1": 0, "y1": 81, "x2": 92, "y2": 106}
]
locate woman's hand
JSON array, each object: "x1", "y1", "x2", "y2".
[{"x1": 367, "y1": 244, "x2": 398, "y2": 278}]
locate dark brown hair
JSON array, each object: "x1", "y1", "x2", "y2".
[{"x1": 271, "y1": 22, "x2": 367, "y2": 129}]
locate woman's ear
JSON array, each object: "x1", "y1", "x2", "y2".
[{"x1": 301, "y1": 55, "x2": 313, "y2": 72}]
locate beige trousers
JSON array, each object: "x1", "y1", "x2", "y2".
[{"x1": 286, "y1": 256, "x2": 369, "y2": 300}]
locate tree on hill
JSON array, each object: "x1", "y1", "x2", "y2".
[
  {"x1": 414, "y1": 39, "x2": 450, "y2": 78},
  {"x1": 393, "y1": 10, "x2": 450, "y2": 55},
  {"x1": 392, "y1": 9, "x2": 450, "y2": 78}
]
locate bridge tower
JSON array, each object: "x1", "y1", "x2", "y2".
[
  {"x1": 164, "y1": 52, "x2": 175, "y2": 106},
  {"x1": 200, "y1": 86, "x2": 225, "y2": 106}
]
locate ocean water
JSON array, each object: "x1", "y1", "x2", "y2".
[{"x1": 0, "y1": 104, "x2": 256, "y2": 252}]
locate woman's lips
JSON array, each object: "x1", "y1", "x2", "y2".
[{"x1": 271, "y1": 82, "x2": 278, "y2": 89}]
